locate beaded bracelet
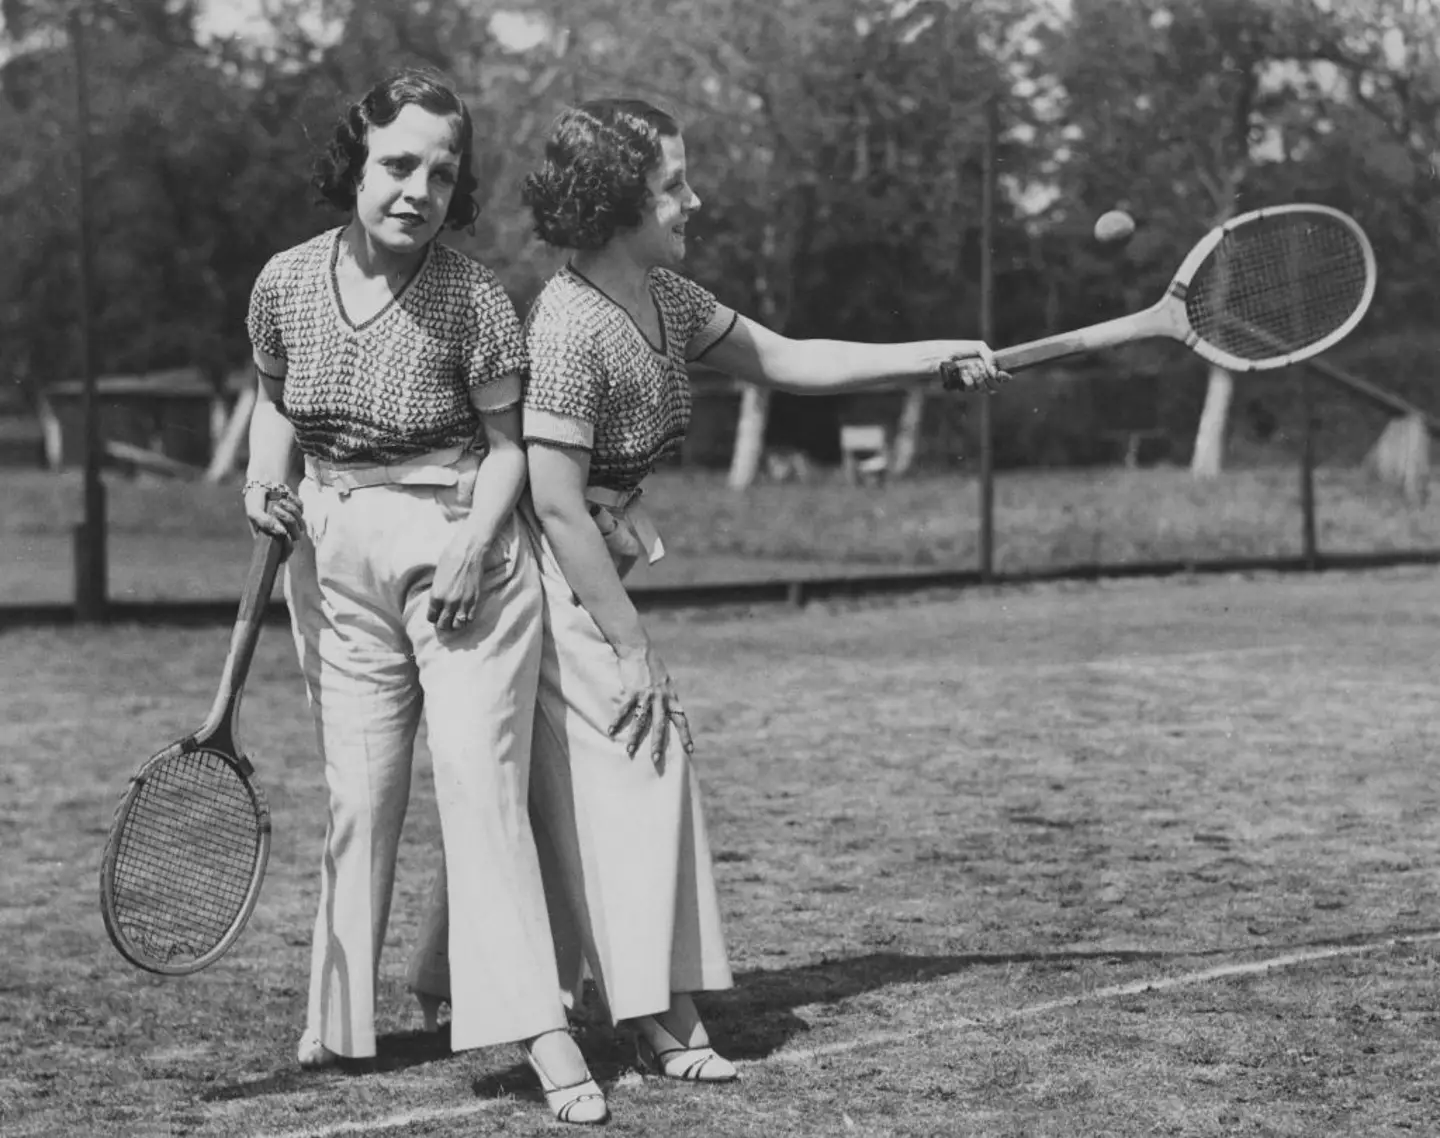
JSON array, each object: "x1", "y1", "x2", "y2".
[{"x1": 243, "y1": 478, "x2": 294, "y2": 502}]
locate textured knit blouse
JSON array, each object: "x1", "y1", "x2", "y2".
[
  {"x1": 522, "y1": 266, "x2": 738, "y2": 491},
  {"x1": 246, "y1": 228, "x2": 526, "y2": 465}
]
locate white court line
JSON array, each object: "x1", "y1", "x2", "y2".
[
  {"x1": 259, "y1": 1099, "x2": 504, "y2": 1137},
  {"x1": 1081, "y1": 644, "x2": 1305, "y2": 669},
  {"x1": 256, "y1": 931, "x2": 1440, "y2": 1138},
  {"x1": 255, "y1": 1074, "x2": 643, "y2": 1138},
  {"x1": 769, "y1": 930, "x2": 1440, "y2": 1064},
  {"x1": 995, "y1": 643, "x2": 1306, "y2": 678}
]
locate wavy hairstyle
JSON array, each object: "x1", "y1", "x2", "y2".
[
  {"x1": 312, "y1": 68, "x2": 481, "y2": 230},
  {"x1": 522, "y1": 99, "x2": 681, "y2": 250}
]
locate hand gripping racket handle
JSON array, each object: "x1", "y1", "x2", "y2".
[{"x1": 197, "y1": 533, "x2": 284, "y2": 750}]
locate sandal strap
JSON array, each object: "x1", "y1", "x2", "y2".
[
  {"x1": 552, "y1": 1089, "x2": 606, "y2": 1122},
  {"x1": 641, "y1": 1036, "x2": 725, "y2": 1080},
  {"x1": 665, "y1": 1048, "x2": 721, "y2": 1081},
  {"x1": 542, "y1": 1076, "x2": 602, "y2": 1097}
]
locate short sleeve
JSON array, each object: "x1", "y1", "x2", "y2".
[
  {"x1": 522, "y1": 300, "x2": 606, "y2": 450},
  {"x1": 246, "y1": 259, "x2": 287, "y2": 363},
  {"x1": 653, "y1": 270, "x2": 738, "y2": 362},
  {"x1": 688, "y1": 302, "x2": 738, "y2": 362},
  {"x1": 465, "y1": 274, "x2": 528, "y2": 414}
]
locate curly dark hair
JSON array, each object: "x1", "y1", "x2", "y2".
[
  {"x1": 312, "y1": 68, "x2": 481, "y2": 230},
  {"x1": 522, "y1": 99, "x2": 681, "y2": 250}
]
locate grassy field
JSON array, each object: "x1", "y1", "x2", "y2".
[
  {"x1": 4, "y1": 567, "x2": 1440, "y2": 1135},
  {"x1": 3, "y1": 465, "x2": 1440, "y2": 605}
]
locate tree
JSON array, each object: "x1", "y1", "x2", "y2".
[
  {"x1": 1047, "y1": 0, "x2": 1341, "y2": 475},
  {"x1": 0, "y1": 0, "x2": 325, "y2": 394}
]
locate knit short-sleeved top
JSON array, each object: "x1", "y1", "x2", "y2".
[
  {"x1": 246, "y1": 228, "x2": 526, "y2": 465},
  {"x1": 522, "y1": 266, "x2": 737, "y2": 491}
]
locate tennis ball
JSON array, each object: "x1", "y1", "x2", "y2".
[{"x1": 1094, "y1": 209, "x2": 1136, "y2": 244}]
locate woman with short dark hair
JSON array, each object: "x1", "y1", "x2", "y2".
[{"x1": 243, "y1": 69, "x2": 606, "y2": 1126}]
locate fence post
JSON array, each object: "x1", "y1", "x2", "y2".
[
  {"x1": 71, "y1": 9, "x2": 107, "y2": 621},
  {"x1": 977, "y1": 94, "x2": 997, "y2": 581},
  {"x1": 1299, "y1": 365, "x2": 1318, "y2": 569}
]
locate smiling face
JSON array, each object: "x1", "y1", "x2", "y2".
[
  {"x1": 619, "y1": 133, "x2": 700, "y2": 270},
  {"x1": 353, "y1": 103, "x2": 462, "y2": 256}
]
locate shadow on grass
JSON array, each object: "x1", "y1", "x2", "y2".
[
  {"x1": 700, "y1": 926, "x2": 1440, "y2": 1060},
  {"x1": 701, "y1": 947, "x2": 1186, "y2": 1062},
  {"x1": 196, "y1": 950, "x2": 1149, "y2": 1107},
  {"x1": 200, "y1": 1004, "x2": 636, "y2": 1106},
  {"x1": 199, "y1": 1026, "x2": 454, "y2": 1102},
  {"x1": 202, "y1": 924, "x2": 1440, "y2": 1103}
]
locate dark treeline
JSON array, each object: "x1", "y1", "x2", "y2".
[{"x1": 2, "y1": 0, "x2": 1437, "y2": 465}]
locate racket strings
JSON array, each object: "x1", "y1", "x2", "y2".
[
  {"x1": 1186, "y1": 213, "x2": 1370, "y2": 362},
  {"x1": 110, "y1": 748, "x2": 261, "y2": 964}
]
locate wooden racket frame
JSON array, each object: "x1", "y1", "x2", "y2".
[
  {"x1": 100, "y1": 533, "x2": 283, "y2": 975},
  {"x1": 993, "y1": 204, "x2": 1377, "y2": 376}
]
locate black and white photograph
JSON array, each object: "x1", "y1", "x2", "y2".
[{"x1": 3, "y1": 0, "x2": 1439, "y2": 1134}]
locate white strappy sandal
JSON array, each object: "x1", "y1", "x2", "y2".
[
  {"x1": 633, "y1": 1016, "x2": 738, "y2": 1083},
  {"x1": 525, "y1": 1044, "x2": 610, "y2": 1125}
]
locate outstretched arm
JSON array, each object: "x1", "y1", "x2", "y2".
[{"x1": 698, "y1": 314, "x2": 1001, "y2": 395}]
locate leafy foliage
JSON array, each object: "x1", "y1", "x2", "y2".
[{"x1": 1, "y1": 0, "x2": 1435, "y2": 460}]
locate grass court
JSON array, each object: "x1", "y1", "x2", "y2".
[{"x1": 4, "y1": 552, "x2": 1440, "y2": 1135}]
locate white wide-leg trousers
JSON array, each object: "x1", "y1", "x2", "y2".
[
  {"x1": 408, "y1": 498, "x2": 733, "y2": 1023},
  {"x1": 286, "y1": 458, "x2": 565, "y2": 1057}
]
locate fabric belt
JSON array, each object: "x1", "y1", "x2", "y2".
[
  {"x1": 585, "y1": 485, "x2": 665, "y2": 566},
  {"x1": 304, "y1": 446, "x2": 472, "y2": 498}
]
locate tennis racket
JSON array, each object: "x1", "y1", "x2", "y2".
[
  {"x1": 950, "y1": 203, "x2": 1376, "y2": 381},
  {"x1": 100, "y1": 533, "x2": 284, "y2": 975}
]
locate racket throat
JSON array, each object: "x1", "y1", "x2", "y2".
[
  {"x1": 995, "y1": 303, "x2": 1183, "y2": 374},
  {"x1": 193, "y1": 690, "x2": 249, "y2": 775}
]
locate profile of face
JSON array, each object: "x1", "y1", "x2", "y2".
[
  {"x1": 353, "y1": 103, "x2": 462, "y2": 256},
  {"x1": 620, "y1": 133, "x2": 701, "y2": 270}
]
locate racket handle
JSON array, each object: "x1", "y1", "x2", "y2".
[
  {"x1": 199, "y1": 534, "x2": 284, "y2": 742},
  {"x1": 994, "y1": 304, "x2": 1178, "y2": 374},
  {"x1": 237, "y1": 533, "x2": 285, "y2": 626}
]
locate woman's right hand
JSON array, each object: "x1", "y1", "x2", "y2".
[
  {"x1": 938, "y1": 341, "x2": 1009, "y2": 392},
  {"x1": 243, "y1": 480, "x2": 304, "y2": 557},
  {"x1": 611, "y1": 641, "x2": 694, "y2": 769}
]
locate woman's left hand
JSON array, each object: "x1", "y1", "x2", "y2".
[
  {"x1": 428, "y1": 532, "x2": 491, "y2": 632},
  {"x1": 938, "y1": 341, "x2": 1010, "y2": 392},
  {"x1": 611, "y1": 642, "x2": 694, "y2": 769}
]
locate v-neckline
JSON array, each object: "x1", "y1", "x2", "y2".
[
  {"x1": 567, "y1": 264, "x2": 667, "y2": 356},
  {"x1": 329, "y1": 229, "x2": 430, "y2": 333}
]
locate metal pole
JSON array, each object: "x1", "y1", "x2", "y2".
[
  {"x1": 1300, "y1": 366, "x2": 1318, "y2": 569},
  {"x1": 1282, "y1": 211, "x2": 1317, "y2": 572},
  {"x1": 71, "y1": 7, "x2": 107, "y2": 621},
  {"x1": 978, "y1": 94, "x2": 997, "y2": 581}
]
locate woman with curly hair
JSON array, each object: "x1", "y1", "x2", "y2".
[
  {"x1": 408, "y1": 97, "x2": 1002, "y2": 1103},
  {"x1": 242, "y1": 69, "x2": 607, "y2": 1124}
]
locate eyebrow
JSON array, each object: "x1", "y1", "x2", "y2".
[{"x1": 375, "y1": 148, "x2": 460, "y2": 167}]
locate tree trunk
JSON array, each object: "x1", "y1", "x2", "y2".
[
  {"x1": 1190, "y1": 364, "x2": 1233, "y2": 478},
  {"x1": 726, "y1": 219, "x2": 788, "y2": 489},
  {"x1": 890, "y1": 383, "x2": 925, "y2": 475},
  {"x1": 35, "y1": 390, "x2": 63, "y2": 470},
  {"x1": 1366, "y1": 412, "x2": 1430, "y2": 504},
  {"x1": 205, "y1": 383, "x2": 256, "y2": 483},
  {"x1": 727, "y1": 383, "x2": 772, "y2": 489}
]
